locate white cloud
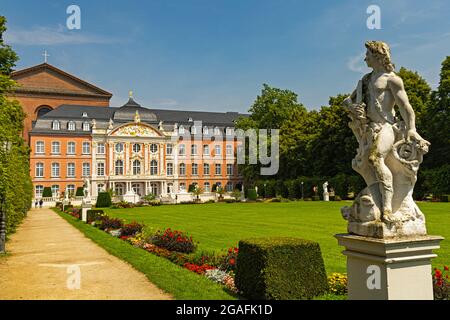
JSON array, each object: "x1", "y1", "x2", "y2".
[
  {"x1": 4, "y1": 25, "x2": 118, "y2": 46},
  {"x1": 347, "y1": 52, "x2": 367, "y2": 73}
]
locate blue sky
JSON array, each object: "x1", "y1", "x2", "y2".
[{"x1": 2, "y1": 0, "x2": 450, "y2": 112}]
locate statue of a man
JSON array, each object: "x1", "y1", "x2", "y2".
[
  {"x1": 322, "y1": 181, "x2": 328, "y2": 194},
  {"x1": 341, "y1": 41, "x2": 430, "y2": 238},
  {"x1": 83, "y1": 178, "x2": 91, "y2": 198}
]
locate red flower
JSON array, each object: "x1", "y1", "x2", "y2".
[
  {"x1": 229, "y1": 258, "x2": 236, "y2": 265},
  {"x1": 435, "y1": 269, "x2": 442, "y2": 278},
  {"x1": 444, "y1": 266, "x2": 449, "y2": 271},
  {"x1": 437, "y1": 279, "x2": 443, "y2": 287},
  {"x1": 234, "y1": 247, "x2": 239, "y2": 253}
]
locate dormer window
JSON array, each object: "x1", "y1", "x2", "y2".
[
  {"x1": 52, "y1": 121, "x2": 60, "y2": 130},
  {"x1": 188, "y1": 117, "x2": 193, "y2": 122},
  {"x1": 67, "y1": 121, "x2": 76, "y2": 131},
  {"x1": 82, "y1": 112, "x2": 88, "y2": 117},
  {"x1": 214, "y1": 127, "x2": 221, "y2": 135},
  {"x1": 226, "y1": 127, "x2": 234, "y2": 136},
  {"x1": 191, "y1": 126, "x2": 197, "y2": 134},
  {"x1": 203, "y1": 127, "x2": 209, "y2": 135},
  {"x1": 179, "y1": 125, "x2": 185, "y2": 134},
  {"x1": 82, "y1": 122, "x2": 90, "y2": 131}
]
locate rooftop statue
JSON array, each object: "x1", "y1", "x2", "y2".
[{"x1": 341, "y1": 41, "x2": 430, "y2": 238}]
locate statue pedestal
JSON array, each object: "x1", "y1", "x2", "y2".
[
  {"x1": 81, "y1": 198, "x2": 92, "y2": 223},
  {"x1": 122, "y1": 191, "x2": 140, "y2": 204},
  {"x1": 335, "y1": 234, "x2": 443, "y2": 300},
  {"x1": 323, "y1": 192, "x2": 329, "y2": 201}
]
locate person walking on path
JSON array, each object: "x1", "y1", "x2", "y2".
[{"x1": 39, "y1": 199, "x2": 43, "y2": 208}]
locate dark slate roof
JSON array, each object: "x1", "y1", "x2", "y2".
[
  {"x1": 113, "y1": 98, "x2": 158, "y2": 122},
  {"x1": 39, "y1": 103, "x2": 247, "y2": 126}
]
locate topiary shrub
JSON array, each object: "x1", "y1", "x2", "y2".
[
  {"x1": 76, "y1": 187, "x2": 84, "y2": 197},
  {"x1": 247, "y1": 188, "x2": 257, "y2": 201},
  {"x1": 235, "y1": 237, "x2": 328, "y2": 300},
  {"x1": 42, "y1": 187, "x2": 52, "y2": 197},
  {"x1": 96, "y1": 192, "x2": 112, "y2": 208},
  {"x1": 440, "y1": 195, "x2": 450, "y2": 202}
]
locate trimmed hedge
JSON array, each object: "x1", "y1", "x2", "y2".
[
  {"x1": 96, "y1": 192, "x2": 112, "y2": 208},
  {"x1": 247, "y1": 188, "x2": 257, "y2": 201},
  {"x1": 236, "y1": 237, "x2": 328, "y2": 300},
  {"x1": 42, "y1": 187, "x2": 52, "y2": 197},
  {"x1": 76, "y1": 187, "x2": 84, "y2": 197}
]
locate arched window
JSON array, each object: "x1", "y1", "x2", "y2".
[
  {"x1": 35, "y1": 185, "x2": 44, "y2": 198},
  {"x1": 68, "y1": 121, "x2": 76, "y2": 131},
  {"x1": 115, "y1": 183, "x2": 124, "y2": 196},
  {"x1": 133, "y1": 160, "x2": 141, "y2": 175},
  {"x1": 66, "y1": 184, "x2": 75, "y2": 197},
  {"x1": 52, "y1": 120, "x2": 60, "y2": 130},
  {"x1": 179, "y1": 125, "x2": 185, "y2": 134},
  {"x1": 35, "y1": 141, "x2": 45, "y2": 154},
  {"x1": 82, "y1": 122, "x2": 90, "y2": 131},
  {"x1": 150, "y1": 160, "x2": 158, "y2": 175},
  {"x1": 150, "y1": 144, "x2": 158, "y2": 153},
  {"x1": 204, "y1": 182, "x2": 211, "y2": 192},
  {"x1": 115, "y1": 160, "x2": 123, "y2": 175},
  {"x1": 133, "y1": 143, "x2": 141, "y2": 153},
  {"x1": 36, "y1": 105, "x2": 52, "y2": 118},
  {"x1": 179, "y1": 163, "x2": 186, "y2": 176},
  {"x1": 203, "y1": 127, "x2": 209, "y2": 135},
  {"x1": 166, "y1": 163, "x2": 173, "y2": 176},
  {"x1": 35, "y1": 163, "x2": 44, "y2": 177}
]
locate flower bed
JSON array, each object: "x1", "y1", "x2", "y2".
[
  {"x1": 433, "y1": 266, "x2": 450, "y2": 300},
  {"x1": 62, "y1": 210, "x2": 238, "y2": 293}
]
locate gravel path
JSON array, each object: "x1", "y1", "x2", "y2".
[{"x1": 0, "y1": 208, "x2": 171, "y2": 300}]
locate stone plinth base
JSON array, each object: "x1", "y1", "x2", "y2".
[
  {"x1": 323, "y1": 192, "x2": 329, "y2": 201},
  {"x1": 335, "y1": 234, "x2": 443, "y2": 300},
  {"x1": 81, "y1": 201, "x2": 92, "y2": 223}
]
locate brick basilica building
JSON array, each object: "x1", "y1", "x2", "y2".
[{"x1": 9, "y1": 62, "x2": 244, "y2": 202}]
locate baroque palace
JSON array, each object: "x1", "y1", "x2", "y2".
[{"x1": 9, "y1": 62, "x2": 244, "y2": 202}]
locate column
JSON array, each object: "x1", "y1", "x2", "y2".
[
  {"x1": 108, "y1": 142, "x2": 114, "y2": 175},
  {"x1": 159, "y1": 143, "x2": 164, "y2": 175},
  {"x1": 92, "y1": 141, "x2": 97, "y2": 179},
  {"x1": 144, "y1": 143, "x2": 149, "y2": 175},
  {"x1": 125, "y1": 142, "x2": 130, "y2": 176}
]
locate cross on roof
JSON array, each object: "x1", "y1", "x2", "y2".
[{"x1": 42, "y1": 50, "x2": 50, "y2": 63}]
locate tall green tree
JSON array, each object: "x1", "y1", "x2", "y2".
[
  {"x1": 423, "y1": 57, "x2": 450, "y2": 168},
  {"x1": 0, "y1": 16, "x2": 32, "y2": 235}
]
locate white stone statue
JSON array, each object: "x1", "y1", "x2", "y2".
[
  {"x1": 158, "y1": 120, "x2": 163, "y2": 131},
  {"x1": 83, "y1": 178, "x2": 91, "y2": 199},
  {"x1": 341, "y1": 41, "x2": 430, "y2": 238},
  {"x1": 91, "y1": 118, "x2": 97, "y2": 129},
  {"x1": 323, "y1": 181, "x2": 329, "y2": 201},
  {"x1": 108, "y1": 118, "x2": 114, "y2": 130}
]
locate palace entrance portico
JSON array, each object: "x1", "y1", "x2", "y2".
[{"x1": 106, "y1": 180, "x2": 174, "y2": 198}]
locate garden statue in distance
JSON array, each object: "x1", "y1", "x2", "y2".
[
  {"x1": 83, "y1": 177, "x2": 91, "y2": 200},
  {"x1": 341, "y1": 41, "x2": 430, "y2": 238}
]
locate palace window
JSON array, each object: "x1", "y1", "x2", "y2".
[
  {"x1": 115, "y1": 160, "x2": 123, "y2": 175},
  {"x1": 203, "y1": 127, "x2": 209, "y2": 135},
  {"x1": 67, "y1": 142, "x2": 76, "y2": 155},
  {"x1": 203, "y1": 163, "x2": 210, "y2": 175},
  {"x1": 115, "y1": 143, "x2": 124, "y2": 153},
  {"x1": 203, "y1": 145, "x2": 209, "y2": 156},
  {"x1": 35, "y1": 141, "x2": 45, "y2": 154},
  {"x1": 67, "y1": 184, "x2": 75, "y2": 196},
  {"x1": 226, "y1": 128, "x2": 234, "y2": 136},
  {"x1": 191, "y1": 144, "x2": 198, "y2": 155},
  {"x1": 67, "y1": 163, "x2": 75, "y2": 177},
  {"x1": 179, "y1": 163, "x2": 186, "y2": 176},
  {"x1": 82, "y1": 112, "x2": 88, "y2": 118},
  {"x1": 166, "y1": 163, "x2": 173, "y2": 176},
  {"x1": 179, "y1": 144, "x2": 186, "y2": 155},
  {"x1": 166, "y1": 144, "x2": 173, "y2": 155},
  {"x1": 82, "y1": 122, "x2": 90, "y2": 131},
  {"x1": 82, "y1": 142, "x2": 91, "y2": 154},
  {"x1": 52, "y1": 121, "x2": 60, "y2": 130},
  {"x1": 215, "y1": 145, "x2": 221, "y2": 156},
  {"x1": 35, "y1": 163, "x2": 44, "y2": 177},
  {"x1": 215, "y1": 164, "x2": 222, "y2": 175},
  {"x1": 179, "y1": 183, "x2": 186, "y2": 192},
  {"x1": 214, "y1": 127, "x2": 221, "y2": 135},
  {"x1": 226, "y1": 144, "x2": 233, "y2": 156},
  {"x1": 191, "y1": 126, "x2": 197, "y2": 134},
  {"x1": 51, "y1": 185, "x2": 59, "y2": 197},
  {"x1": 192, "y1": 163, "x2": 198, "y2": 175},
  {"x1": 97, "y1": 143, "x2": 105, "y2": 154},
  {"x1": 97, "y1": 162, "x2": 105, "y2": 176},
  {"x1": 227, "y1": 164, "x2": 233, "y2": 176},
  {"x1": 51, "y1": 163, "x2": 60, "y2": 177},
  {"x1": 204, "y1": 182, "x2": 211, "y2": 192},
  {"x1": 133, "y1": 160, "x2": 141, "y2": 175},
  {"x1": 51, "y1": 141, "x2": 60, "y2": 154},
  {"x1": 82, "y1": 163, "x2": 90, "y2": 176},
  {"x1": 35, "y1": 185, "x2": 44, "y2": 198},
  {"x1": 133, "y1": 144, "x2": 141, "y2": 153},
  {"x1": 179, "y1": 126, "x2": 185, "y2": 134},
  {"x1": 97, "y1": 184, "x2": 105, "y2": 193},
  {"x1": 150, "y1": 160, "x2": 158, "y2": 175},
  {"x1": 115, "y1": 183, "x2": 124, "y2": 196},
  {"x1": 226, "y1": 182, "x2": 233, "y2": 192},
  {"x1": 68, "y1": 121, "x2": 76, "y2": 131},
  {"x1": 150, "y1": 144, "x2": 158, "y2": 153}
]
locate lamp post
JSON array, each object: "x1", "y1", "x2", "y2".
[
  {"x1": 301, "y1": 181, "x2": 304, "y2": 200},
  {"x1": 0, "y1": 140, "x2": 12, "y2": 254}
]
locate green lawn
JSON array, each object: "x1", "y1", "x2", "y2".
[{"x1": 105, "y1": 201, "x2": 450, "y2": 274}]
